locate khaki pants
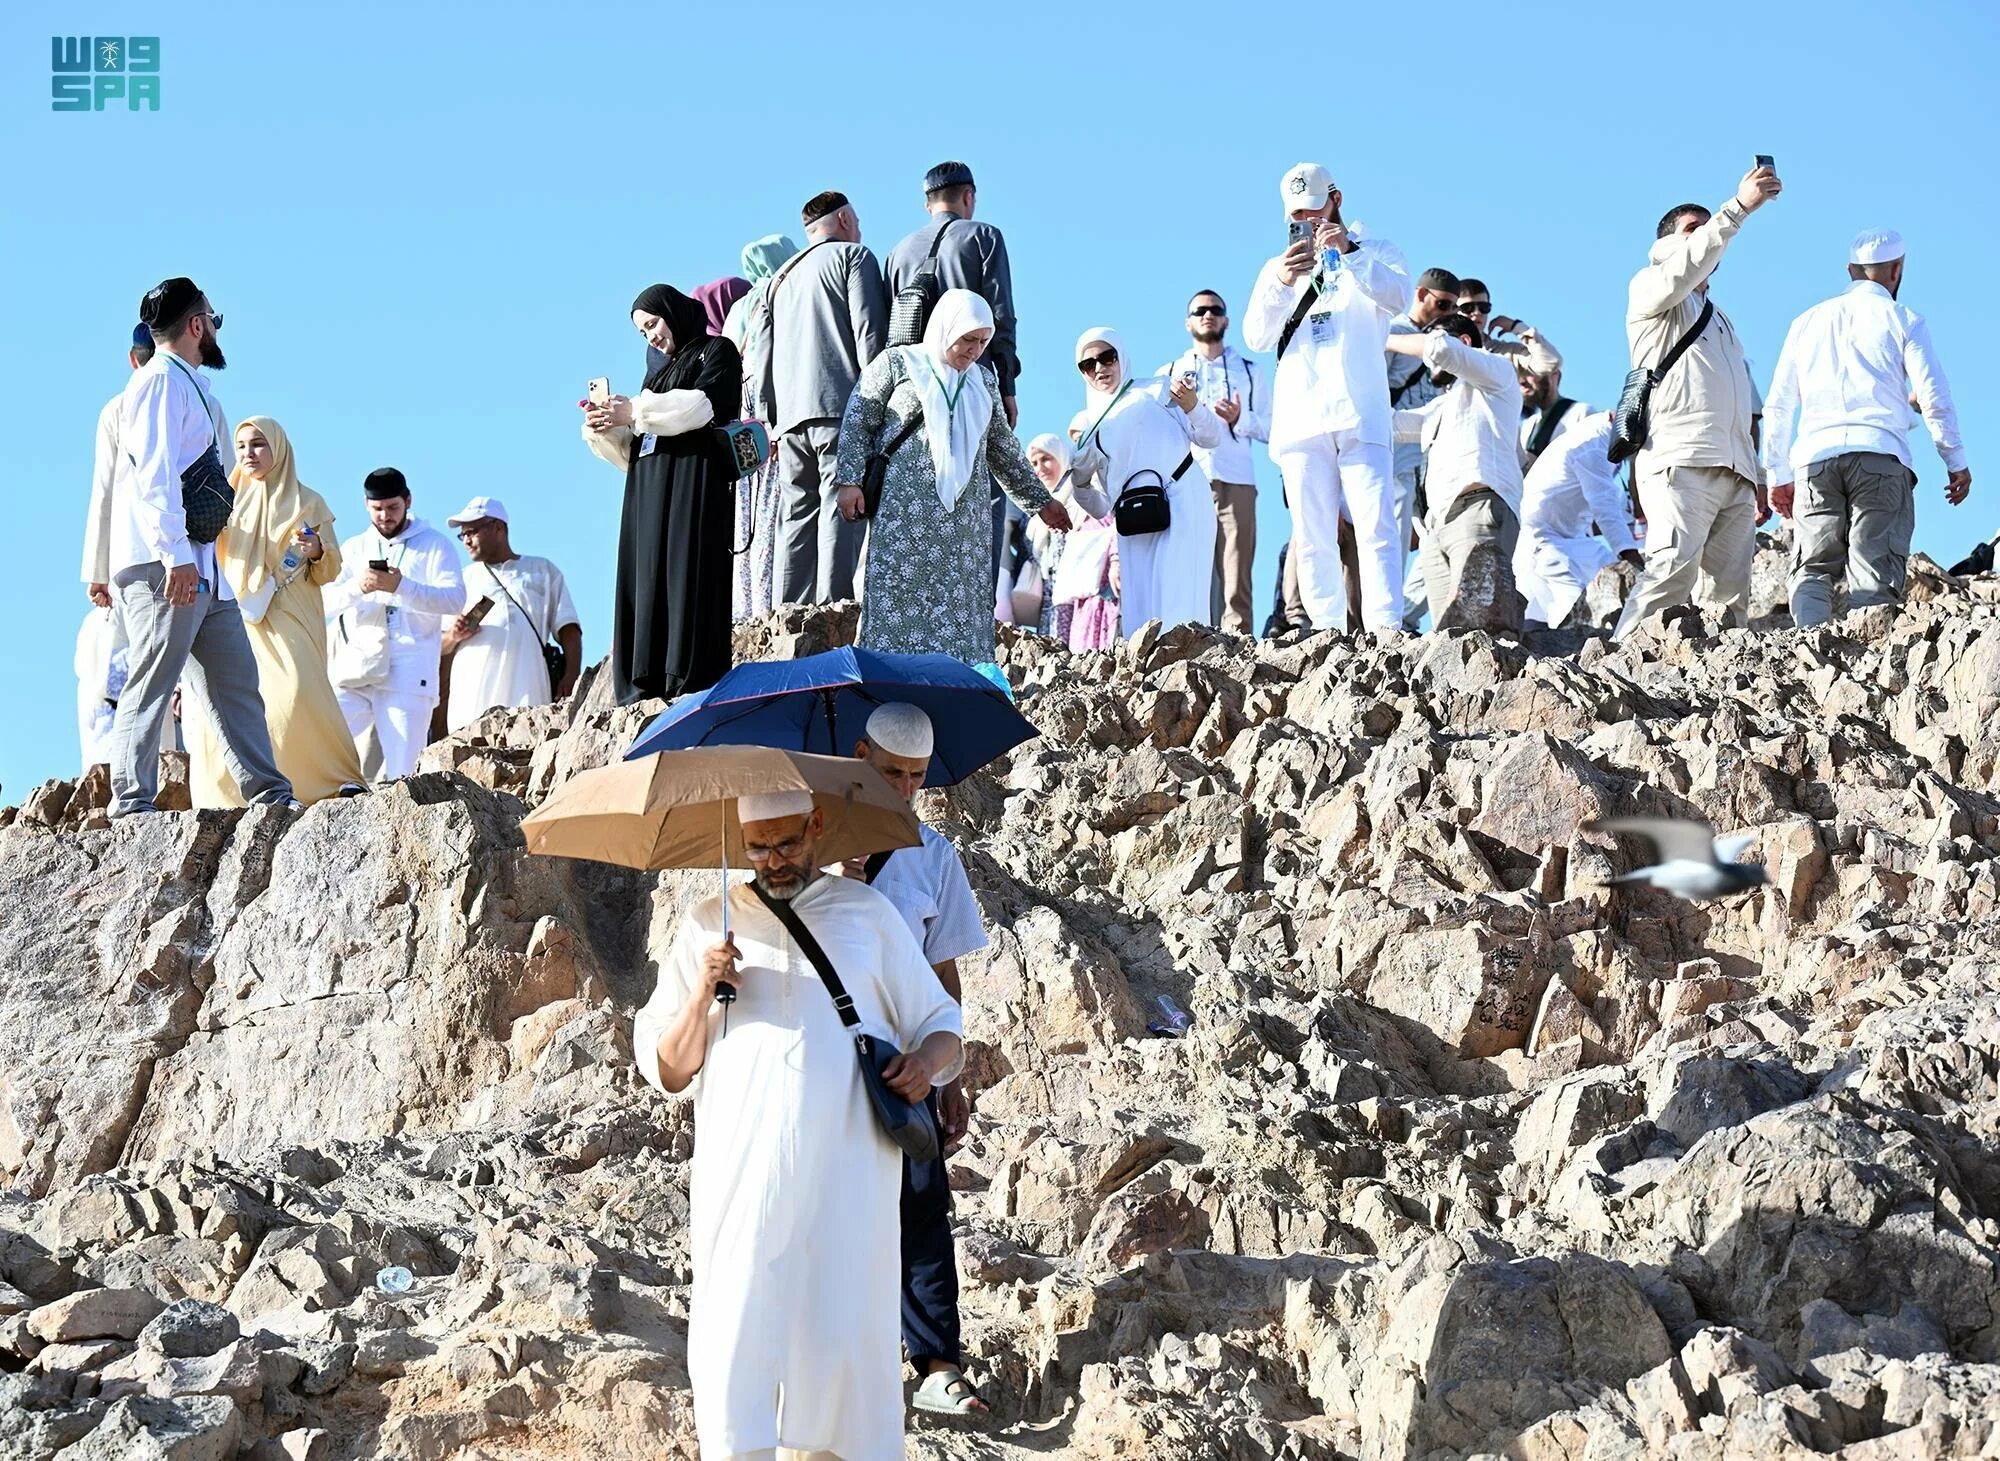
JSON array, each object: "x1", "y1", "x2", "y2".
[
  {"x1": 1419, "y1": 486, "x2": 1522, "y2": 634},
  {"x1": 1790, "y1": 450, "x2": 1916, "y2": 627},
  {"x1": 1209, "y1": 479, "x2": 1257, "y2": 634},
  {"x1": 1612, "y1": 462, "x2": 1758, "y2": 641}
]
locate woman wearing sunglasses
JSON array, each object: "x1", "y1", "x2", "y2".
[{"x1": 1069, "y1": 327, "x2": 1222, "y2": 638}]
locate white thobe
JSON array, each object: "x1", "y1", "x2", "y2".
[
  {"x1": 1513, "y1": 412, "x2": 1636, "y2": 627},
  {"x1": 444, "y1": 555, "x2": 578, "y2": 733},
  {"x1": 1073, "y1": 378, "x2": 1221, "y2": 638},
  {"x1": 634, "y1": 877, "x2": 964, "y2": 1461}
]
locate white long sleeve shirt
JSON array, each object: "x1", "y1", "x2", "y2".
[
  {"x1": 1243, "y1": 226, "x2": 1412, "y2": 452},
  {"x1": 1157, "y1": 345, "x2": 1270, "y2": 485},
  {"x1": 82, "y1": 392, "x2": 123, "y2": 584},
  {"x1": 1393, "y1": 332, "x2": 1555, "y2": 516},
  {"x1": 1760, "y1": 279, "x2": 1966, "y2": 487},
  {"x1": 113, "y1": 353, "x2": 235, "y2": 598},
  {"x1": 1520, "y1": 411, "x2": 1636, "y2": 555},
  {"x1": 323, "y1": 516, "x2": 464, "y2": 696}
]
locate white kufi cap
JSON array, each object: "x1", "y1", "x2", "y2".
[
  {"x1": 1849, "y1": 228, "x2": 1905, "y2": 265},
  {"x1": 866, "y1": 702, "x2": 934, "y2": 759},
  {"x1": 736, "y1": 790, "x2": 815, "y2": 824}
]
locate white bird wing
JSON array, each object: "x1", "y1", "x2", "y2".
[
  {"x1": 1592, "y1": 815, "x2": 1720, "y2": 867},
  {"x1": 1711, "y1": 832, "x2": 1758, "y2": 865}
]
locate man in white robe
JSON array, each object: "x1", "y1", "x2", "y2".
[
  {"x1": 635, "y1": 790, "x2": 964, "y2": 1461},
  {"x1": 843, "y1": 705, "x2": 990, "y2": 1417},
  {"x1": 439, "y1": 496, "x2": 582, "y2": 733},
  {"x1": 1513, "y1": 411, "x2": 1641, "y2": 629}
]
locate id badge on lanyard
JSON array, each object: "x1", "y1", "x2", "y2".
[{"x1": 639, "y1": 433, "x2": 660, "y2": 456}]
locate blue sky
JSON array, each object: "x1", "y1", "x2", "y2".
[{"x1": 4, "y1": 0, "x2": 1996, "y2": 794}]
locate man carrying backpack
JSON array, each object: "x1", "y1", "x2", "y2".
[{"x1": 886, "y1": 161, "x2": 1022, "y2": 581}]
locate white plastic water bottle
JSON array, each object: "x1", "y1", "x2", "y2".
[{"x1": 375, "y1": 1265, "x2": 414, "y2": 1295}]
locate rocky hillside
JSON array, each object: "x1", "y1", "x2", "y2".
[{"x1": 4, "y1": 551, "x2": 2000, "y2": 1460}]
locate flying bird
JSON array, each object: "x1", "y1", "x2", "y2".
[{"x1": 1587, "y1": 816, "x2": 1767, "y2": 899}]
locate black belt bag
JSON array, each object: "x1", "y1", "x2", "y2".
[
  {"x1": 751, "y1": 883, "x2": 941, "y2": 1162},
  {"x1": 1608, "y1": 298, "x2": 1713, "y2": 465},
  {"x1": 1114, "y1": 453, "x2": 1193, "y2": 537}
]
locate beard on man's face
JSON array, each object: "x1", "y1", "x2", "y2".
[
  {"x1": 754, "y1": 862, "x2": 816, "y2": 901},
  {"x1": 198, "y1": 330, "x2": 226, "y2": 370},
  {"x1": 1193, "y1": 325, "x2": 1224, "y2": 344}
]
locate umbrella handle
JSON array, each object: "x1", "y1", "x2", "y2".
[{"x1": 717, "y1": 805, "x2": 737, "y2": 1008}]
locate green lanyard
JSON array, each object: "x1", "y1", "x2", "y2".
[
  {"x1": 1075, "y1": 380, "x2": 1133, "y2": 454},
  {"x1": 165, "y1": 355, "x2": 220, "y2": 446},
  {"x1": 923, "y1": 358, "x2": 966, "y2": 418}
]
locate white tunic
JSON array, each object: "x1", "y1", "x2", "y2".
[
  {"x1": 444, "y1": 555, "x2": 578, "y2": 732},
  {"x1": 1073, "y1": 379, "x2": 1221, "y2": 638},
  {"x1": 1513, "y1": 411, "x2": 1636, "y2": 627},
  {"x1": 634, "y1": 876, "x2": 964, "y2": 1461}
]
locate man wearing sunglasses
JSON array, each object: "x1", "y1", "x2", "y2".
[
  {"x1": 105, "y1": 278, "x2": 294, "y2": 818},
  {"x1": 1159, "y1": 291, "x2": 1270, "y2": 634},
  {"x1": 1245, "y1": 162, "x2": 1413, "y2": 634}
]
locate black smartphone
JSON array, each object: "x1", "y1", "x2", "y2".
[
  {"x1": 464, "y1": 596, "x2": 495, "y2": 623},
  {"x1": 368, "y1": 558, "x2": 389, "y2": 572},
  {"x1": 1754, "y1": 154, "x2": 1775, "y2": 171}
]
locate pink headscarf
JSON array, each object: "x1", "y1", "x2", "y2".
[{"x1": 691, "y1": 277, "x2": 752, "y2": 337}]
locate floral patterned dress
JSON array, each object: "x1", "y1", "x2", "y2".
[{"x1": 835, "y1": 351, "x2": 1052, "y2": 665}]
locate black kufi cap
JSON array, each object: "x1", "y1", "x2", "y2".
[
  {"x1": 364, "y1": 467, "x2": 410, "y2": 499},
  {"x1": 923, "y1": 161, "x2": 974, "y2": 193},
  {"x1": 801, "y1": 190, "x2": 849, "y2": 225},
  {"x1": 139, "y1": 276, "x2": 202, "y2": 336}
]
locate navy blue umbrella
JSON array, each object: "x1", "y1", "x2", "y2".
[{"x1": 624, "y1": 648, "x2": 1037, "y2": 788}]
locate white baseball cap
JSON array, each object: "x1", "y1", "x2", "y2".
[
  {"x1": 1849, "y1": 228, "x2": 1905, "y2": 265},
  {"x1": 1280, "y1": 162, "x2": 1334, "y2": 212},
  {"x1": 446, "y1": 495, "x2": 510, "y2": 526}
]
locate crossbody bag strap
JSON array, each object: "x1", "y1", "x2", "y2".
[
  {"x1": 1275, "y1": 285, "x2": 1320, "y2": 361},
  {"x1": 1526, "y1": 395, "x2": 1577, "y2": 459},
  {"x1": 750, "y1": 883, "x2": 861, "y2": 1030},
  {"x1": 165, "y1": 355, "x2": 220, "y2": 453},
  {"x1": 480, "y1": 562, "x2": 547, "y2": 642},
  {"x1": 862, "y1": 849, "x2": 895, "y2": 884},
  {"x1": 1654, "y1": 297, "x2": 1715, "y2": 381},
  {"x1": 927, "y1": 217, "x2": 957, "y2": 261},
  {"x1": 1171, "y1": 454, "x2": 1195, "y2": 481}
]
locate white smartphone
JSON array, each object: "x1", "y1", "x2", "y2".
[{"x1": 586, "y1": 377, "x2": 610, "y2": 406}]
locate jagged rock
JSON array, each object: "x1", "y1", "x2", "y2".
[{"x1": 6, "y1": 562, "x2": 2000, "y2": 1459}]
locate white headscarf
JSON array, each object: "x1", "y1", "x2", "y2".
[
  {"x1": 900, "y1": 289, "x2": 995, "y2": 510},
  {"x1": 1075, "y1": 326, "x2": 1129, "y2": 409},
  {"x1": 1026, "y1": 432, "x2": 1073, "y2": 475}
]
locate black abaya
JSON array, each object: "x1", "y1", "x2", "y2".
[{"x1": 613, "y1": 288, "x2": 744, "y2": 705}]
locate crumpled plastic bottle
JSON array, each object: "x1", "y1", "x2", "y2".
[
  {"x1": 375, "y1": 1265, "x2": 415, "y2": 1295},
  {"x1": 1147, "y1": 995, "x2": 1192, "y2": 1038}
]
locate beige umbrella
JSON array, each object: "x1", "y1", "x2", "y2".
[{"x1": 520, "y1": 745, "x2": 920, "y2": 871}]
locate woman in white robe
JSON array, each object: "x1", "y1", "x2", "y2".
[
  {"x1": 1068, "y1": 327, "x2": 1221, "y2": 638},
  {"x1": 634, "y1": 868, "x2": 964, "y2": 1461}
]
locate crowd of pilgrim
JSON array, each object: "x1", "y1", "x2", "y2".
[{"x1": 77, "y1": 155, "x2": 1971, "y2": 816}]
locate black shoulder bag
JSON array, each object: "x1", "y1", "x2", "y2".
[
  {"x1": 861, "y1": 406, "x2": 924, "y2": 519},
  {"x1": 750, "y1": 882, "x2": 941, "y2": 1162},
  {"x1": 1113, "y1": 454, "x2": 1193, "y2": 537},
  {"x1": 1608, "y1": 297, "x2": 1713, "y2": 465},
  {"x1": 161, "y1": 357, "x2": 235, "y2": 544},
  {"x1": 480, "y1": 564, "x2": 569, "y2": 696},
  {"x1": 886, "y1": 218, "x2": 958, "y2": 347}
]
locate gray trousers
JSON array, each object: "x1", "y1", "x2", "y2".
[
  {"x1": 1419, "y1": 486, "x2": 1522, "y2": 634},
  {"x1": 774, "y1": 419, "x2": 863, "y2": 604},
  {"x1": 1790, "y1": 450, "x2": 1916, "y2": 628},
  {"x1": 109, "y1": 563, "x2": 290, "y2": 816}
]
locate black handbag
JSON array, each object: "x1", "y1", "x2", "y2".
[
  {"x1": 886, "y1": 218, "x2": 957, "y2": 347},
  {"x1": 164, "y1": 358, "x2": 235, "y2": 544},
  {"x1": 1608, "y1": 298, "x2": 1713, "y2": 465},
  {"x1": 1113, "y1": 454, "x2": 1193, "y2": 537},
  {"x1": 860, "y1": 410, "x2": 925, "y2": 519},
  {"x1": 751, "y1": 883, "x2": 941, "y2": 1162}
]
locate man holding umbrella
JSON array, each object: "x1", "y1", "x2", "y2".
[
  {"x1": 632, "y1": 783, "x2": 964, "y2": 1461},
  {"x1": 847, "y1": 703, "x2": 989, "y2": 1419}
]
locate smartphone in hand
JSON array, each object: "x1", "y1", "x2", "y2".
[
  {"x1": 1754, "y1": 154, "x2": 1775, "y2": 171},
  {"x1": 587, "y1": 377, "x2": 610, "y2": 406}
]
